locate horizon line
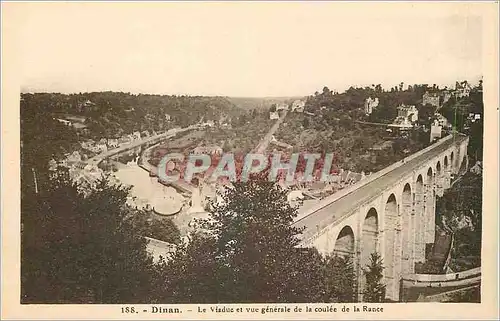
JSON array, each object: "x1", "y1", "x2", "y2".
[{"x1": 20, "y1": 76, "x2": 483, "y2": 98}]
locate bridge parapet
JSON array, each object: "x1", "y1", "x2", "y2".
[
  {"x1": 404, "y1": 267, "x2": 481, "y2": 283},
  {"x1": 295, "y1": 135, "x2": 454, "y2": 224}
]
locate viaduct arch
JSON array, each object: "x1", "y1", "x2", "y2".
[{"x1": 293, "y1": 134, "x2": 470, "y2": 302}]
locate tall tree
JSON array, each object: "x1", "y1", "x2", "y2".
[
  {"x1": 155, "y1": 178, "x2": 355, "y2": 303},
  {"x1": 323, "y1": 255, "x2": 357, "y2": 302},
  {"x1": 363, "y1": 252, "x2": 386, "y2": 302},
  {"x1": 21, "y1": 172, "x2": 156, "y2": 303},
  {"x1": 204, "y1": 179, "x2": 321, "y2": 303}
]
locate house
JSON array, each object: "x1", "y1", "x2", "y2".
[
  {"x1": 56, "y1": 118, "x2": 72, "y2": 126},
  {"x1": 77, "y1": 99, "x2": 96, "y2": 112},
  {"x1": 48, "y1": 159, "x2": 58, "y2": 171},
  {"x1": 470, "y1": 161, "x2": 482, "y2": 175},
  {"x1": 204, "y1": 120, "x2": 215, "y2": 128},
  {"x1": 119, "y1": 136, "x2": 132, "y2": 145},
  {"x1": 442, "y1": 90, "x2": 452, "y2": 104},
  {"x1": 107, "y1": 139, "x2": 119, "y2": 149},
  {"x1": 291, "y1": 100, "x2": 305, "y2": 113},
  {"x1": 72, "y1": 123, "x2": 88, "y2": 131},
  {"x1": 165, "y1": 113, "x2": 172, "y2": 121},
  {"x1": 96, "y1": 143, "x2": 108, "y2": 153},
  {"x1": 270, "y1": 136, "x2": 293, "y2": 150},
  {"x1": 65, "y1": 115, "x2": 87, "y2": 123},
  {"x1": 269, "y1": 111, "x2": 280, "y2": 120},
  {"x1": 81, "y1": 140, "x2": 95, "y2": 150},
  {"x1": 82, "y1": 100, "x2": 95, "y2": 107},
  {"x1": 364, "y1": 97, "x2": 379, "y2": 115},
  {"x1": 454, "y1": 81, "x2": 471, "y2": 98},
  {"x1": 468, "y1": 113, "x2": 481, "y2": 123},
  {"x1": 66, "y1": 151, "x2": 82, "y2": 165},
  {"x1": 75, "y1": 161, "x2": 87, "y2": 170},
  {"x1": 434, "y1": 113, "x2": 451, "y2": 128},
  {"x1": 430, "y1": 119, "x2": 442, "y2": 142},
  {"x1": 422, "y1": 92, "x2": 441, "y2": 108},
  {"x1": 388, "y1": 116, "x2": 413, "y2": 131},
  {"x1": 275, "y1": 103, "x2": 289, "y2": 111},
  {"x1": 84, "y1": 163, "x2": 100, "y2": 173},
  {"x1": 132, "y1": 131, "x2": 141, "y2": 141},
  {"x1": 287, "y1": 190, "x2": 305, "y2": 207},
  {"x1": 218, "y1": 115, "x2": 229, "y2": 125},
  {"x1": 397, "y1": 104, "x2": 419, "y2": 122},
  {"x1": 192, "y1": 145, "x2": 223, "y2": 155}
]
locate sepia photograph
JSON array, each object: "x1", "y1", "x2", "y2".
[{"x1": 2, "y1": 1, "x2": 499, "y2": 319}]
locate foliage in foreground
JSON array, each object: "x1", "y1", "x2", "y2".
[{"x1": 22, "y1": 172, "x2": 358, "y2": 303}]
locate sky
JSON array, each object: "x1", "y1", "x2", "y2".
[{"x1": 8, "y1": 2, "x2": 486, "y2": 97}]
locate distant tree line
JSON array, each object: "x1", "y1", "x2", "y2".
[{"x1": 21, "y1": 92, "x2": 243, "y2": 141}]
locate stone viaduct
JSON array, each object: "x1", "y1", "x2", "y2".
[{"x1": 293, "y1": 134, "x2": 470, "y2": 301}]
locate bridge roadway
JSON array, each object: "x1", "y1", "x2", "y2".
[{"x1": 293, "y1": 135, "x2": 467, "y2": 241}]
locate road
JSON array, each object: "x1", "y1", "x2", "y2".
[
  {"x1": 293, "y1": 135, "x2": 468, "y2": 241},
  {"x1": 254, "y1": 110, "x2": 288, "y2": 153},
  {"x1": 87, "y1": 125, "x2": 200, "y2": 166},
  {"x1": 355, "y1": 120, "x2": 391, "y2": 127}
]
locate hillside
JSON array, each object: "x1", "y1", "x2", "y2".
[{"x1": 21, "y1": 92, "x2": 245, "y2": 140}]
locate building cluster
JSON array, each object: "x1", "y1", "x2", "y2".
[
  {"x1": 48, "y1": 151, "x2": 106, "y2": 192},
  {"x1": 422, "y1": 81, "x2": 472, "y2": 109},
  {"x1": 291, "y1": 100, "x2": 305, "y2": 113},
  {"x1": 76, "y1": 99, "x2": 96, "y2": 112},
  {"x1": 55, "y1": 115, "x2": 88, "y2": 132},
  {"x1": 397, "y1": 104, "x2": 419, "y2": 122},
  {"x1": 269, "y1": 100, "x2": 305, "y2": 119},
  {"x1": 429, "y1": 113, "x2": 452, "y2": 142},
  {"x1": 364, "y1": 97, "x2": 380, "y2": 115},
  {"x1": 454, "y1": 81, "x2": 473, "y2": 98},
  {"x1": 467, "y1": 113, "x2": 481, "y2": 123},
  {"x1": 80, "y1": 131, "x2": 149, "y2": 154},
  {"x1": 269, "y1": 111, "x2": 280, "y2": 120},
  {"x1": 388, "y1": 104, "x2": 419, "y2": 130},
  {"x1": 285, "y1": 168, "x2": 366, "y2": 206},
  {"x1": 192, "y1": 144, "x2": 223, "y2": 155}
]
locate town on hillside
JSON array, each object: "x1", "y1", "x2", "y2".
[{"x1": 21, "y1": 78, "x2": 484, "y2": 305}]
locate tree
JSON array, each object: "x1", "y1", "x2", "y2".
[
  {"x1": 419, "y1": 104, "x2": 436, "y2": 125},
  {"x1": 153, "y1": 232, "x2": 219, "y2": 303},
  {"x1": 363, "y1": 252, "x2": 386, "y2": 302},
  {"x1": 204, "y1": 179, "x2": 321, "y2": 302},
  {"x1": 447, "y1": 286, "x2": 481, "y2": 302},
  {"x1": 154, "y1": 178, "x2": 354, "y2": 303},
  {"x1": 131, "y1": 214, "x2": 181, "y2": 244},
  {"x1": 21, "y1": 172, "x2": 157, "y2": 304},
  {"x1": 302, "y1": 117, "x2": 310, "y2": 128},
  {"x1": 323, "y1": 255, "x2": 357, "y2": 302}
]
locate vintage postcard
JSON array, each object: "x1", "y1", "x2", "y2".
[{"x1": 1, "y1": 1, "x2": 499, "y2": 320}]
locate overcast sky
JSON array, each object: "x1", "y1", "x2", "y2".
[{"x1": 11, "y1": 2, "x2": 484, "y2": 97}]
